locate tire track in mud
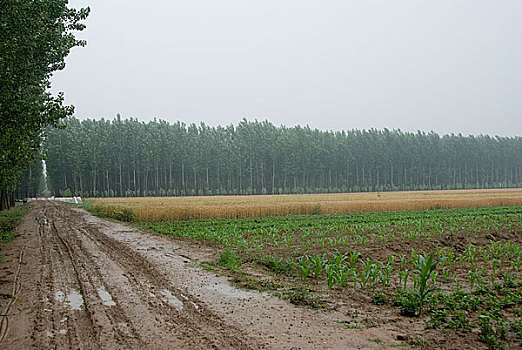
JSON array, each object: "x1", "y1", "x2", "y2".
[
  {"x1": 49, "y1": 219, "x2": 143, "y2": 348},
  {"x1": 31, "y1": 201, "x2": 259, "y2": 350},
  {"x1": 34, "y1": 206, "x2": 100, "y2": 349}
]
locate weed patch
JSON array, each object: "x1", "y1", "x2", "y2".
[{"x1": 0, "y1": 206, "x2": 27, "y2": 243}]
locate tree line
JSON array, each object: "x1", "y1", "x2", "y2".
[
  {"x1": 21, "y1": 116, "x2": 522, "y2": 198},
  {"x1": 0, "y1": 0, "x2": 88, "y2": 209}
]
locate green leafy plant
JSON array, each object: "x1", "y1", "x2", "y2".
[
  {"x1": 218, "y1": 249, "x2": 242, "y2": 270},
  {"x1": 310, "y1": 254, "x2": 327, "y2": 279},
  {"x1": 359, "y1": 258, "x2": 378, "y2": 290},
  {"x1": 261, "y1": 256, "x2": 294, "y2": 275},
  {"x1": 297, "y1": 255, "x2": 312, "y2": 281},
  {"x1": 0, "y1": 206, "x2": 28, "y2": 243},
  {"x1": 395, "y1": 253, "x2": 445, "y2": 316},
  {"x1": 478, "y1": 313, "x2": 508, "y2": 350},
  {"x1": 372, "y1": 293, "x2": 388, "y2": 306},
  {"x1": 412, "y1": 253, "x2": 446, "y2": 313},
  {"x1": 394, "y1": 289, "x2": 422, "y2": 316}
]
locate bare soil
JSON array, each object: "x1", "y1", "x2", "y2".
[{"x1": 0, "y1": 201, "x2": 389, "y2": 349}]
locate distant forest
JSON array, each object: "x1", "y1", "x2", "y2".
[{"x1": 17, "y1": 116, "x2": 522, "y2": 198}]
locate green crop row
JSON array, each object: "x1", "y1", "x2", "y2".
[{"x1": 144, "y1": 206, "x2": 522, "y2": 257}]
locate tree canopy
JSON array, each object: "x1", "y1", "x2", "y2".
[
  {"x1": 0, "y1": 0, "x2": 89, "y2": 209},
  {"x1": 36, "y1": 116, "x2": 522, "y2": 198}
]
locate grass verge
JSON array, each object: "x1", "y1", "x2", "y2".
[{"x1": 0, "y1": 205, "x2": 28, "y2": 262}]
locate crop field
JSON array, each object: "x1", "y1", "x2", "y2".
[
  {"x1": 84, "y1": 191, "x2": 522, "y2": 348},
  {"x1": 88, "y1": 188, "x2": 522, "y2": 221},
  {"x1": 140, "y1": 206, "x2": 522, "y2": 349}
]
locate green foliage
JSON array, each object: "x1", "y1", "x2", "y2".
[
  {"x1": 425, "y1": 308, "x2": 448, "y2": 329},
  {"x1": 93, "y1": 205, "x2": 135, "y2": 222},
  {"x1": 60, "y1": 188, "x2": 73, "y2": 197},
  {"x1": 446, "y1": 310, "x2": 472, "y2": 331},
  {"x1": 0, "y1": 206, "x2": 28, "y2": 243},
  {"x1": 297, "y1": 255, "x2": 312, "y2": 281},
  {"x1": 511, "y1": 320, "x2": 522, "y2": 340},
  {"x1": 310, "y1": 254, "x2": 327, "y2": 279},
  {"x1": 113, "y1": 208, "x2": 135, "y2": 222},
  {"x1": 411, "y1": 253, "x2": 445, "y2": 310},
  {"x1": 217, "y1": 250, "x2": 242, "y2": 270},
  {"x1": 394, "y1": 254, "x2": 444, "y2": 316},
  {"x1": 394, "y1": 289, "x2": 423, "y2": 316},
  {"x1": 260, "y1": 256, "x2": 294, "y2": 275},
  {"x1": 372, "y1": 293, "x2": 388, "y2": 306},
  {"x1": 325, "y1": 263, "x2": 349, "y2": 288},
  {"x1": 0, "y1": 0, "x2": 89, "y2": 207},
  {"x1": 280, "y1": 287, "x2": 322, "y2": 308},
  {"x1": 43, "y1": 116, "x2": 522, "y2": 197},
  {"x1": 478, "y1": 313, "x2": 508, "y2": 350}
]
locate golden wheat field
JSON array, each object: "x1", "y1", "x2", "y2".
[{"x1": 86, "y1": 188, "x2": 522, "y2": 221}]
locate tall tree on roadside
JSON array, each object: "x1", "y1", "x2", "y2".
[{"x1": 0, "y1": 0, "x2": 89, "y2": 209}]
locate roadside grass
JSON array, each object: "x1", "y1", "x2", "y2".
[
  {"x1": 0, "y1": 205, "x2": 28, "y2": 263},
  {"x1": 0, "y1": 206, "x2": 27, "y2": 243}
]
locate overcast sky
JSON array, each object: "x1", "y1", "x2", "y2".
[{"x1": 51, "y1": 1, "x2": 522, "y2": 136}]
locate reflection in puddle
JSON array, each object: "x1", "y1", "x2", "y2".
[
  {"x1": 97, "y1": 288, "x2": 116, "y2": 306},
  {"x1": 54, "y1": 289, "x2": 84, "y2": 310},
  {"x1": 55, "y1": 291, "x2": 65, "y2": 303},
  {"x1": 66, "y1": 290, "x2": 84, "y2": 310},
  {"x1": 161, "y1": 289, "x2": 183, "y2": 310}
]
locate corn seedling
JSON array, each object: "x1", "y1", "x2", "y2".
[
  {"x1": 297, "y1": 255, "x2": 312, "y2": 281},
  {"x1": 410, "y1": 253, "x2": 446, "y2": 314},
  {"x1": 310, "y1": 254, "x2": 327, "y2": 279}
]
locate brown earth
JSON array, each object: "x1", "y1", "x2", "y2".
[{"x1": 0, "y1": 201, "x2": 393, "y2": 349}]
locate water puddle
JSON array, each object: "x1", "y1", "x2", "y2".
[
  {"x1": 54, "y1": 291, "x2": 65, "y2": 303},
  {"x1": 55, "y1": 289, "x2": 84, "y2": 310},
  {"x1": 97, "y1": 288, "x2": 116, "y2": 306},
  {"x1": 160, "y1": 289, "x2": 183, "y2": 310},
  {"x1": 65, "y1": 290, "x2": 84, "y2": 310}
]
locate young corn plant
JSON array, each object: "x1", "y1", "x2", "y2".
[
  {"x1": 325, "y1": 264, "x2": 349, "y2": 288},
  {"x1": 411, "y1": 253, "x2": 446, "y2": 315},
  {"x1": 297, "y1": 255, "x2": 312, "y2": 281},
  {"x1": 347, "y1": 250, "x2": 360, "y2": 267},
  {"x1": 310, "y1": 254, "x2": 327, "y2": 279},
  {"x1": 395, "y1": 253, "x2": 445, "y2": 317},
  {"x1": 469, "y1": 266, "x2": 479, "y2": 291},
  {"x1": 359, "y1": 259, "x2": 379, "y2": 290},
  {"x1": 398, "y1": 268, "x2": 410, "y2": 290},
  {"x1": 379, "y1": 261, "x2": 394, "y2": 288},
  {"x1": 349, "y1": 268, "x2": 358, "y2": 289},
  {"x1": 329, "y1": 250, "x2": 348, "y2": 266}
]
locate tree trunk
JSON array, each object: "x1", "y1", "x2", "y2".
[
  {"x1": 119, "y1": 164, "x2": 123, "y2": 197},
  {"x1": 0, "y1": 190, "x2": 12, "y2": 210}
]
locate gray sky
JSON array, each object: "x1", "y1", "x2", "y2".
[{"x1": 51, "y1": 1, "x2": 522, "y2": 136}]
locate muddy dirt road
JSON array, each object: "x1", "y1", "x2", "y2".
[{"x1": 0, "y1": 201, "x2": 384, "y2": 349}]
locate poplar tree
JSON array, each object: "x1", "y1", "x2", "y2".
[{"x1": 0, "y1": 0, "x2": 88, "y2": 209}]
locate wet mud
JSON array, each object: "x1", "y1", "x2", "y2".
[{"x1": 0, "y1": 201, "x2": 381, "y2": 349}]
